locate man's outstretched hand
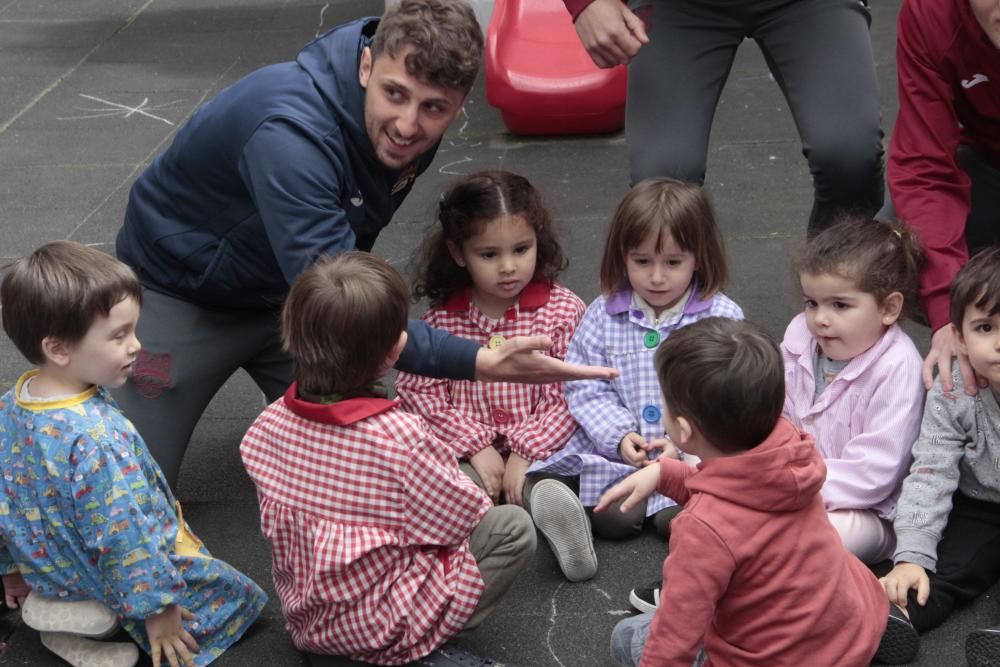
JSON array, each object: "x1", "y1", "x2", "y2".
[{"x1": 475, "y1": 335, "x2": 618, "y2": 384}]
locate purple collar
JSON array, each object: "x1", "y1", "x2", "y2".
[{"x1": 603, "y1": 286, "x2": 712, "y2": 319}]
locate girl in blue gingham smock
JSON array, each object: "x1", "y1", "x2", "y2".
[{"x1": 528, "y1": 178, "x2": 743, "y2": 539}]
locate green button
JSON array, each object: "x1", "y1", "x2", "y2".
[{"x1": 643, "y1": 331, "x2": 660, "y2": 348}]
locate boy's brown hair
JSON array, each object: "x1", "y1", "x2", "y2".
[
  {"x1": 282, "y1": 252, "x2": 409, "y2": 397},
  {"x1": 950, "y1": 246, "x2": 1000, "y2": 331},
  {"x1": 654, "y1": 317, "x2": 784, "y2": 453},
  {"x1": 1, "y1": 241, "x2": 142, "y2": 365},
  {"x1": 600, "y1": 178, "x2": 728, "y2": 298},
  {"x1": 372, "y1": 0, "x2": 483, "y2": 96}
]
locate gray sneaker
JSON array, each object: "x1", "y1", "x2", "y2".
[
  {"x1": 407, "y1": 644, "x2": 505, "y2": 666},
  {"x1": 40, "y1": 632, "x2": 138, "y2": 667},
  {"x1": 22, "y1": 594, "x2": 117, "y2": 638},
  {"x1": 529, "y1": 479, "x2": 598, "y2": 582}
]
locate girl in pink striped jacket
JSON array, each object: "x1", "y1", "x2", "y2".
[{"x1": 782, "y1": 217, "x2": 926, "y2": 563}]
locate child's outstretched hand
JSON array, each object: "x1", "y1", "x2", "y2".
[
  {"x1": 146, "y1": 604, "x2": 199, "y2": 667},
  {"x1": 2, "y1": 572, "x2": 30, "y2": 608},
  {"x1": 619, "y1": 432, "x2": 649, "y2": 467},
  {"x1": 595, "y1": 462, "x2": 660, "y2": 514},
  {"x1": 880, "y1": 562, "x2": 930, "y2": 608},
  {"x1": 470, "y1": 446, "x2": 505, "y2": 503}
]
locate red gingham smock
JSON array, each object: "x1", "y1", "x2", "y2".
[
  {"x1": 240, "y1": 384, "x2": 492, "y2": 665},
  {"x1": 395, "y1": 279, "x2": 585, "y2": 461}
]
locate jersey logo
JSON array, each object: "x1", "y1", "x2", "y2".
[{"x1": 961, "y1": 73, "x2": 990, "y2": 89}]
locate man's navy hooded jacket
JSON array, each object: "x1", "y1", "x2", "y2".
[{"x1": 117, "y1": 18, "x2": 478, "y2": 379}]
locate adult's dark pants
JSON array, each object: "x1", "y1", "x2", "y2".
[
  {"x1": 627, "y1": 0, "x2": 884, "y2": 234},
  {"x1": 904, "y1": 491, "x2": 1000, "y2": 633},
  {"x1": 112, "y1": 288, "x2": 293, "y2": 489}
]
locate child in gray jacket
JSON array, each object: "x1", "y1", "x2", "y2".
[{"x1": 881, "y1": 247, "x2": 1000, "y2": 667}]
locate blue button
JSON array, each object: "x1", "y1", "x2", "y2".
[{"x1": 642, "y1": 405, "x2": 661, "y2": 424}]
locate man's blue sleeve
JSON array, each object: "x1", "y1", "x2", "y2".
[{"x1": 396, "y1": 319, "x2": 479, "y2": 381}]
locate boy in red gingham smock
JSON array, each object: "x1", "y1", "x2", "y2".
[{"x1": 240, "y1": 252, "x2": 536, "y2": 667}]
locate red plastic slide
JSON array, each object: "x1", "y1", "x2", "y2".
[{"x1": 485, "y1": 0, "x2": 628, "y2": 135}]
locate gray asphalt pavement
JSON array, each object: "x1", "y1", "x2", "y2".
[{"x1": 0, "y1": 1, "x2": 989, "y2": 665}]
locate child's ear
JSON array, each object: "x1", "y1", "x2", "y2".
[
  {"x1": 384, "y1": 331, "x2": 408, "y2": 370},
  {"x1": 446, "y1": 241, "x2": 466, "y2": 268},
  {"x1": 952, "y1": 323, "x2": 968, "y2": 356},
  {"x1": 40, "y1": 336, "x2": 73, "y2": 367},
  {"x1": 880, "y1": 291, "x2": 904, "y2": 325},
  {"x1": 674, "y1": 416, "x2": 694, "y2": 447}
]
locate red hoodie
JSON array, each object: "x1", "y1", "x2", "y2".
[
  {"x1": 890, "y1": 0, "x2": 1000, "y2": 331},
  {"x1": 641, "y1": 418, "x2": 887, "y2": 667}
]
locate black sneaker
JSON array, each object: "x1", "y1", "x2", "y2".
[
  {"x1": 628, "y1": 580, "x2": 661, "y2": 613},
  {"x1": 407, "y1": 644, "x2": 505, "y2": 666},
  {"x1": 874, "y1": 604, "x2": 919, "y2": 664},
  {"x1": 967, "y1": 625, "x2": 1000, "y2": 667}
]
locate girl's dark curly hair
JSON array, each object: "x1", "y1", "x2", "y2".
[{"x1": 411, "y1": 171, "x2": 568, "y2": 304}]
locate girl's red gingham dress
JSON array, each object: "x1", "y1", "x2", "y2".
[{"x1": 395, "y1": 279, "x2": 585, "y2": 461}]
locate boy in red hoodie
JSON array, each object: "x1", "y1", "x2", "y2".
[{"x1": 598, "y1": 317, "x2": 918, "y2": 666}]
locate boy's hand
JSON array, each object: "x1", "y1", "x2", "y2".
[
  {"x1": 502, "y1": 453, "x2": 531, "y2": 507},
  {"x1": 619, "y1": 432, "x2": 648, "y2": 467},
  {"x1": 880, "y1": 563, "x2": 930, "y2": 608},
  {"x1": 646, "y1": 438, "x2": 679, "y2": 464},
  {"x1": 146, "y1": 604, "x2": 199, "y2": 667},
  {"x1": 470, "y1": 446, "x2": 505, "y2": 503},
  {"x1": 2, "y1": 572, "x2": 30, "y2": 608},
  {"x1": 595, "y1": 462, "x2": 660, "y2": 514}
]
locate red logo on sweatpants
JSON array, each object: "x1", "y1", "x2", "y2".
[{"x1": 131, "y1": 350, "x2": 172, "y2": 399}]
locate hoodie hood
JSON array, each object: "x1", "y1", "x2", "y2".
[
  {"x1": 295, "y1": 18, "x2": 439, "y2": 243},
  {"x1": 296, "y1": 18, "x2": 375, "y2": 161},
  {"x1": 687, "y1": 418, "x2": 826, "y2": 513}
]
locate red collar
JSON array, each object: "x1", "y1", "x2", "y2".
[
  {"x1": 442, "y1": 276, "x2": 552, "y2": 315},
  {"x1": 282, "y1": 382, "x2": 398, "y2": 425}
]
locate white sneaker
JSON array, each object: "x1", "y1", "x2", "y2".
[
  {"x1": 529, "y1": 479, "x2": 598, "y2": 582},
  {"x1": 22, "y1": 594, "x2": 117, "y2": 637},
  {"x1": 40, "y1": 632, "x2": 139, "y2": 667}
]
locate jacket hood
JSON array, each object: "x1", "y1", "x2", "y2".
[
  {"x1": 687, "y1": 418, "x2": 826, "y2": 512},
  {"x1": 296, "y1": 18, "x2": 377, "y2": 164}
]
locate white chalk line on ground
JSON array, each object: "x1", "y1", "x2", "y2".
[
  {"x1": 66, "y1": 58, "x2": 243, "y2": 242},
  {"x1": 545, "y1": 581, "x2": 568, "y2": 667},
  {"x1": 0, "y1": 0, "x2": 156, "y2": 136}
]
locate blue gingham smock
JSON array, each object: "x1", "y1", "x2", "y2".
[{"x1": 528, "y1": 287, "x2": 744, "y2": 513}]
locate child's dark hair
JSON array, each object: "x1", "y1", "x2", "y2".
[
  {"x1": 282, "y1": 252, "x2": 409, "y2": 397},
  {"x1": 411, "y1": 171, "x2": 567, "y2": 304},
  {"x1": 950, "y1": 246, "x2": 1000, "y2": 330},
  {"x1": 654, "y1": 317, "x2": 784, "y2": 453},
  {"x1": 1, "y1": 241, "x2": 142, "y2": 365},
  {"x1": 794, "y1": 217, "x2": 924, "y2": 321},
  {"x1": 600, "y1": 178, "x2": 728, "y2": 297}
]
